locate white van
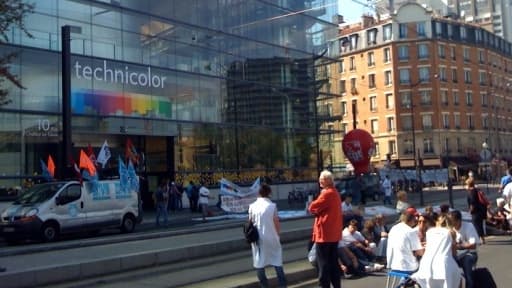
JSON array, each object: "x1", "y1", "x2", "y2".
[{"x1": 0, "y1": 180, "x2": 141, "y2": 243}]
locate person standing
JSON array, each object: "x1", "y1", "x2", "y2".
[
  {"x1": 382, "y1": 175, "x2": 393, "y2": 205},
  {"x1": 198, "y1": 183, "x2": 211, "y2": 221},
  {"x1": 185, "y1": 181, "x2": 197, "y2": 212},
  {"x1": 465, "y1": 178, "x2": 487, "y2": 244},
  {"x1": 154, "y1": 180, "x2": 169, "y2": 226},
  {"x1": 308, "y1": 170, "x2": 342, "y2": 288},
  {"x1": 386, "y1": 208, "x2": 424, "y2": 275},
  {"x1": 248, "y1": 184, "x2": 287, "y2": 288}
]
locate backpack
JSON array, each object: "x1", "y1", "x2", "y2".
[
  {"x1": 243, "y1": 220, "x2": 259, "y2": 244},
  {"x1": 477, "y1": 190, "x2": 490, "y2": 207}
]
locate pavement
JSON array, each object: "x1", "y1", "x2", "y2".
[{"x1": 0, "y1": 184, "x2": 501, "y2": 288}]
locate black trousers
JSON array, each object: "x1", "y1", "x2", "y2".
[{"x1": 316, "y1": 242, "x2": 341, "y2": 288}]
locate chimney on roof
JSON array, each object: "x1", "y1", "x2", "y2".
[{"x1": 361, "y1": 14, "x2": 375, "y2": 28}]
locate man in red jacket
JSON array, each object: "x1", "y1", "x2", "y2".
[{"x1": 309, "y1": 170, "x2": 343, "y2": 288}]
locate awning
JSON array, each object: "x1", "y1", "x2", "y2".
[{"x1": 423, "y1": 158, "x2": 441, "y2": 167}]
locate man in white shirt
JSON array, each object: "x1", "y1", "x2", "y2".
[
  {"x1": 386, "y1": 207, "x2": 424, "y2": 274},
  {"x1": 449, "y1": 210, "x2": 479, "y2": 288},
  {"x1": 382, "y1": 175, "x2": 393, "y2": 205},
  {"x1": 502, "y1": 181, "x2": 512, "y2": 205}
]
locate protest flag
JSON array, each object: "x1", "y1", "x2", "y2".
[
  {"x1": 47, "y1": 155, "x2": 56, "y2": 178},
  {"x1": 79, "y1": 149, "x2": 97, "y2": 177},
  {"x1": 96, "y1": 140, "x2": 111, "y2": 168}
]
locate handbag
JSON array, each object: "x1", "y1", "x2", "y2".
[{"x1": 243, "y1": 219, "x2": 259, "y2": 244}]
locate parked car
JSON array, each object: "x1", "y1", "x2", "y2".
[
  {"x1": 335, "y1": 173, "x2": 382, "y2": 201},
  {"x1": 0, "y1": 180, "x2": 141, "y2": 243}
]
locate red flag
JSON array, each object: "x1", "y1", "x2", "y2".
[
  {"x1": 47, "y1": 155, "x2": 56, "y2": 178},
  {"x1": 70, "y1": 155, "x2": 83, "y2": 184},
  {"x1": 79, "y1": 149, "x2": 97, "y2": 176},
  {"x1": 87, "y1": 143, "x2": 97, "y2": 164},
  {"x1": 125, "y1": 138, "x2": 139, "y2": 165}
]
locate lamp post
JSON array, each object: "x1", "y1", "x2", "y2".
[
  {"x1": 406, "y1": 81, "x2": 424, "y2": 207},
  {"x1": 61, "y1": 25, "x2": 81, "y2": 178},
  {"x1": 481, "y1": 141, "x2": 492, "y2": 195}
]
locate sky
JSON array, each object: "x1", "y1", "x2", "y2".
[{"x1": 338, "y1": 0, "x2": 371, "y2": 23}]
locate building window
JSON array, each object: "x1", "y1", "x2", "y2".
[
  {"x1": 478, "y1": 50, "x2": 485, "y2": 63},
  {"x1": 481, "y1": 92, "x2": 488, "y2": 106},
  {"x1": 338, "y1": 59, "x2": 345, "y2": 73},
  {"x1": 442, "y1": 113, "x2": 450, "y2": 128},
  {"x1": 404, "y1": 139, "x2": 413, "y2": 154},
  {"x1": 349, "y1": 56, "x2": 356, "y2": 71},
  {"x1": 400, "y1": 91, "x2": 411, "y2": 107},
  {"x1": 401, "y1": 115, "x2": 412, "y2": 130},
  {"x1": 383, "y1": 47, "x2": 391, "y2": 63},
  {"x1": 374, "y1": 142, "x2": 380, "y2": 156},
  {"x1": 464, "y1": 69, "x2": 471, "y2": 83},
  {"x1": 418, "y1": 43, "x2": 429, "y2": 59},
  {"x1": 435, "y1": 22, "x2": 442, "y2": 37},
  {"x1": 467, "y1": 114, "x2": 474, "y2": 129},
  {"x1": 465, "y1": 91, "x2": 473, "y2": 106},
  {"x1": 422, "y1": 114, "x2": 432, "y2": 130},
  {"x1": 419, "y1": 67, "x2": 430, "y2": 82},
  {"x1": 441, "y1": 90, "x2": 448, "y2": 105},
  {"x1": 463, "y1": 47, "x2": 470, "y2": 61},
  {"x1": 341, "y1": 123, "x2": 348, "y2": 135},
  {"x1": 451, "y1": 68, "x2": 458, "y2": 82},
  {"x1": 420, "y1": 90, "x2": 431, "y2": 105},
  {"x1": 399, "y1": 69, "x2": 410, "y2": 84},
  {"x1": 454, "y1": 114, "x2": 460, "y2": 128},
  {"x1": 371, "y1": 119, "x2": 379, "y2": 134},
  {"x1": 387, "y1": 117, "x2": 395, "y2": 132},
  {"x1": 447, "y1": 24, "x2": 453, "y2": 38},
  {"x1": 438, "y1": 44, "x2": 445, "y2": 58},
  {"x1": 339, "y1": 80, "x2": 346, "y2": 93},
  {"x1": 444, "y1": 138, "x2": 450, "y2": 153},
  {"x1": 369, "y1": 74, "x2": 376, "y2": 88},
  {"x1": 383, "y1": 24, "x2": 392, "y2": 41},
  {"x1": 460, "y1": 26, "x2": 467, "y2": 39},
  {"x1": 324, "y1": 103, "x2": 333, "y2": 117},
  {"x1": 349, "y1": 34, "x2": 358, "y2": 50},
  {"x1": 370, "y1": 96, "x2": 377, "y2": 111},
  {"x1": 450, "y1": 46, "x2": 456, "y2": 60},
  {"x1": 438, "y1": 67, "x2": 447, "y2": 81},
  {"x1": 384, "y1": 70, "x2": 392, "y2": 85},
  {"x1": 456, "y1": 137, "x2": 462, "y2": 152},
  {"x1": 399, "y1": 23, "x2": 408, "y2": 38},
  {"x1": 423, "y1": 138, "x2": 434, "y2": 153},
  {"x1": 368, "y1": 52, "x2": 375, "y2": 66},
  {"x1": 350, "y1": 78, "x2": 356, "y2": 92},
  {"x1": 479, "y1": 71, "x2": 487, "y2": 85},
  {"x1": 453, "y1": 91, "x2": 459, "y2": 105},
  {"x1": 482, "y1": 115, "x2": 488, "y2": 128},
  {"x1": 417, "y1": 22, "x2": 426, "y2": 37},
  {"x1": 389, "y1": 140, "x2": 397, "y2": 155},
  {"x1": 385, "y1": 93, "x2": 394, "y2": 109},
  {"x1": 367, "y1": 29, "x2": 377, "y2": 45},
  {"x1": 341, "y1": 101, "x2": 347, "y2": 115},
  {"x1": 398, "y1": 45, "x2": 409, "y2": 60}
]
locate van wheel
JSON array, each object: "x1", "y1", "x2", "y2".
[
  {"x1": 41, "y1": 222, "x2": 59, "y2": 242},
  {"x1": 121, "y1": 214, "x2": 136, "y2": 233}
]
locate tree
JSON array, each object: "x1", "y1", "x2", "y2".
[{"x1": 0, "y1": 0, "x2": 33, "y2": 106}]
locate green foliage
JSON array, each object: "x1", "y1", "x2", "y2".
[{"x1": 0, "y1": 0, "x2": 34, "y2": 106}]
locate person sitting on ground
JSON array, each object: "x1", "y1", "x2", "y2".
[
  {"x1": 449, "y1": 210, "x2": 480, "y2": 288},
  {"x1": 486, "y1": 198, "x2": 510, "y2": 232},
  {"x1": 373, "y1": 214, "x2": 389, "y2": 262},
  {"x1": 411, "y1": 214, "x2": 463, "y2": 288},
  {"x1": 395, "y1": 190, "x2": 410, "y2": 214},
  {"x1": 386, "y1": 208, "x2": 424, "y2": 275},
  {"x1": 341, "y1": 220, "x2": 380, "y2": 268},
  {"x1": 337, "y1": 245, "x2": 367, "y2": 278},
  {"x1": 341, "y1": 195, "x2": 364, "y2": 230}
]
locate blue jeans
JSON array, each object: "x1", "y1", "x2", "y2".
[
  {"x1": 155, "y1": 202, "x2": 168, "y2": 226},
  {"x1": 456, "y1": 252, "x2": 477, "y2": 288},
  {"x1": 383, "y1": 195, "x2": 392, "y2": 205},
  {"x1": 256, "y1": 266, "x2": 287, "y2": 288}
]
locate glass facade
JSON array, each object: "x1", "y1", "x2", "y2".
[{"x1": 0, "y1": 0, "x2": 339, "y2": 194}]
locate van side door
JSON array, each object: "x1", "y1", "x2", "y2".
[{"x1": 53, "y1": 184, "x2": 86, "y2": 233}]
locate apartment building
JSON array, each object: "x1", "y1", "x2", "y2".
[{"x1": 327, "y1": 3, "x2": 512, "y2": 169}]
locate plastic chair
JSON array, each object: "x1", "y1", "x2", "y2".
[{"x1": 385, "y1": 270, "x2": 411, "y2": 288}]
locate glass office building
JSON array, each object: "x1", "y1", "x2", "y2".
[{"x1": 0, "y1": 0, "x2": 340, "y2": 199}]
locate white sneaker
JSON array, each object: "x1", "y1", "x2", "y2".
[
  {"x1": 373, "y1": 263, "x2": 385, "y2": 271},
  {"x1": 365, "y1": 265, "x2": 375, "y2": 272}
]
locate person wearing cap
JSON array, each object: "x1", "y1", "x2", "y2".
[{"x1": 386, "y1": 207, "x2": 424, "y2": 275}]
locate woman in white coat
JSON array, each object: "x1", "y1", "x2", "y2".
[
  {"x1": 411, "y1": 214, "x2": 463, "y2": 288},
  {"x1": 248, "y1": 183, "x2": 287, "y2": 288}
]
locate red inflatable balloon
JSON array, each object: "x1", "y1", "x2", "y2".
[{"x1": 342, "y1": 129, "x2": 375, "y2": 174}]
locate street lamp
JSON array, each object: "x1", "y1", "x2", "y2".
[
  {"x1": 481, "y1": 141, "x2": 492, "y2": 195},
  {"x1": 406, "y1": 82, "x2": 424, "y2": 207}
]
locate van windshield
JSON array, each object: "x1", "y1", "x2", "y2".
[{"x1": 13, "y1": 183, "x2": 65, "y2": 205}]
